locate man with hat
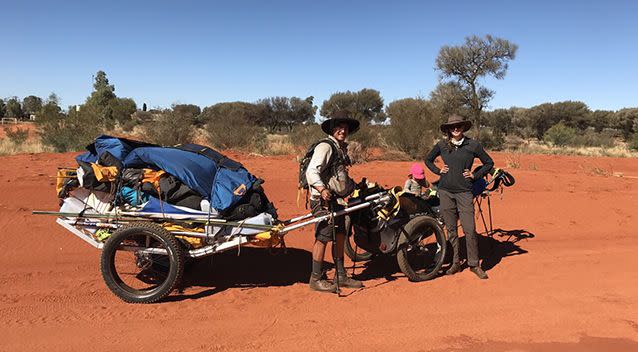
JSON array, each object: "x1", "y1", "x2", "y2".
[
  {"x1": 424, "y1": 114, "x2": 494, "y2": 279},
  {"x1": 305, "y1": 111, "x2": 363, "y2": 292}
]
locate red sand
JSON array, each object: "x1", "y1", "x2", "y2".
[{"x1": 1, "y1": 151, "x2": 637, "y2": 351}]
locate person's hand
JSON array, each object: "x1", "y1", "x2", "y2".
[
  {"x1": 320, "y1": 188, "x2": 332, "y2": 201},
  {"x1": 440, "y1": 165, "x2": 449, "y2": 174},
  {"x1": 463, "y1": 169, "x2": 474, "y2": 180}
]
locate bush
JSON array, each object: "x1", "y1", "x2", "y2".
[
  {"x1": 384, "y1": 98, "x2": 438, "y2": 159},
  {"x1": 205, "y1": 113, "x2": 264, "y2": 150},
  {"x1": 347, "y1": 141, "x2": 368, "y2": 164},
  {"x1": 5, "y1": 127, "x2": 29, "y2": 145},
  {"x1": 289, "y1": 124, "x2": 325, "y2": 149},
  {"x1": 543, "y1": 123, "x2": 576, "y2": 146},
  {"x1": 38, "y1": 107, "x2": 102, "y2": 152},
  {"x1": 143, "y1": 109, "x2": 195, "y2": 146},
  {"x1": 572, "y1": 129, "x2": 615, "y2": 148},
  {"x1": 477, "y1": 128, "x2": 505, "y2": 151},
  {"x1": 629, "y1": 133, "x2": 638, "y2": 151}
]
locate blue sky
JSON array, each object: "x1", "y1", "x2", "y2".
[{"x1": 1, "y1": 0, "x2": 637, "y2": 112}]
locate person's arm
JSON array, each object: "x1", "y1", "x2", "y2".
[
  {"x1": 424, "y1": 143, "x2": 442, "y2": 175},
  {"x1": 472, "y1": 143, "x2": 495, "y2": 179}
]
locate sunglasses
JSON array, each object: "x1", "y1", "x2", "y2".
[{"x1": 449, "y1": 124, "x2": 465, "y2": 131}]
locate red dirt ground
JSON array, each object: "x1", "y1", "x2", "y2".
[{"x1": 1, "y1": 151, "x2": 637, "y2": 351}]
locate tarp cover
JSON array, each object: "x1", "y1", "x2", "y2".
[{"x1": 77, "y1": 135, "x2": 256, "y2": 212}]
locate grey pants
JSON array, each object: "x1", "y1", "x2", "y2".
[{"x1": 439, "y1": 189, "x2": 479, "y2": 267}]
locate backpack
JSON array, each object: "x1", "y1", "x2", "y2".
[{"x1": 298, "y1": 138, "x2": 342, "y2": 190}]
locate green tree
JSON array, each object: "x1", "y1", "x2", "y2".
[
  {"x1": 320, "y1": 89, "x2": 385, "y2": 123},
  {"x1": 22, "y1": 95, "x2": 43, "y2": 116},
  {"x1": 0, "y1": 99, "x2": 5, "y2": 117},
  {"x1": 611, "y1": 108, "x2": 638, "y2": 139},
  {"x1": 5, "y1": 97, "x2": 23, "y2": 118},
  {"x1": 434, "y1": 35, "x2": 518, "y2": 139},
  {"x1": 483, "y1": 108, "x2": 514, "y2": 135},
  {"x1": 256, "y1": 96, "x2": 317, "y2": 132},
  {"x1": 385, "y1": 98, "x2": 438, "y2": 158},
  {"x1": 543, "y1": 123, "x2": 576, "y2": 146},
  {"x1": 85, "y1": 70, "x2": 117, "y2": 128},
  {"x1": 200, "y1": 101, "x2": 260, "y2": 126},
  {"x1": 588, "y1": 110, "x2": 613, "y2": 133}
]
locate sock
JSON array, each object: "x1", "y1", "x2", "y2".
[
  {"x1": 334, "y1": 257, "x2": 346, "y2": 276},
  {"x1": 312, "y1": 260, "x2": 323, "y2": 277}
]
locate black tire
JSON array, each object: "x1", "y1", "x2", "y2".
[
  {"x1": 396, "y1": 215, "x2": 446, "y2": 282},
  {"x1": 344, "y1": 215, "x2": 373, "y2": 262},
  {"x1": 100, "y1": 222, "x2": 184, "y2": 303}
]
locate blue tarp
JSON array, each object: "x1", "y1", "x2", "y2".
[{"x1": 79, "y1": 135, "x2": 256, "y2": 212}]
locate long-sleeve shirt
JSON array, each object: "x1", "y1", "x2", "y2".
[
  {"x1": 305, "y1": 136, "x2": 353, "y2": 199},
  {"x1": 424, "y1": 138, "x2": 494, "y2": 193}
]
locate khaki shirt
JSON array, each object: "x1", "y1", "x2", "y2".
[{"x1": 305, "y1": 136, "x2": 354, "y2": 199}]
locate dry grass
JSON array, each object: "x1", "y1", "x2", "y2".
[
  {"x1": 504, "y1": 153, "x2": 521, "y2": 169},
  {"x1": 0, "y1": 138, "x2": 52, "y2": 156},
  {"x1": 261, "y1": 134, "x2": 297, "y2": 156},
  {"x1": 507, "y1": 139, "x2": 638, "y2": 158}
]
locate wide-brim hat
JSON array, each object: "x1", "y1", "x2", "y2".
[
  {"x1": 321, "y1": 111, "x2": 360, "y2": 135},
  {"x1": 440, "y1": 114, "x2": 472, "y2": 133}
]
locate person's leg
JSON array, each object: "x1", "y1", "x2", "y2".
[
  {"x1": 331, "y1": 204, "x2": 363, "y2": 288},
  {"x1": 456, "y1": 192, "x2": 487, "y2": 279},
  {"x1": 439, "y1": 190, "x2": 460, "y2": 274},
  {"x1": 309, "y1": 200, "x2": 337, "y2": 292}
]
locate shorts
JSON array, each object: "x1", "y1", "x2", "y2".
[{"x1": 310, "y1": 198, "x2": 345, "y2": 243}]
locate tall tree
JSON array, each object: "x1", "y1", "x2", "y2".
[
  {"x1": 320, "y1": 89, "x2": 385, "y2": 123},
  {"x1": 5, "y1": 97, "x2": 23, "y2": 119},
  {"x1": 434, "y1": 35, "x2": 517, "y2": 138},
  {"x1": 386, "y1": 98, "x2": 438, "y2": 158},
  {"x1": 0, "y1": 99, "x2": 5, "y2": 118},
  {"x1": 22, "y1": 95, "x2": 43, "y2": 116},
  {"x1": 256, "y1": 96, "x2": 316, "y2": 132},
  {"x1": 85, "y1": 70, "x2": 117, "y2": 127}
]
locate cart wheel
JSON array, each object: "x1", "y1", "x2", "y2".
[
  {"x1": 100, "y1": 222, "x2": 184, "y2": 303},
  {"x1": 344, "y1": 215, "x2": 373, "y2": 262},
  {"x1": 397, "y1": 215, "x2": 446, "y2": 282}
]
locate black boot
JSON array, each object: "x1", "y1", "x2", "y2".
[
  {"x1": 335, "y1": 257, "x2": 363, "y2": 289},
  {"x1": 445, "y1": 262, "x2": 461, "y2": 275}
]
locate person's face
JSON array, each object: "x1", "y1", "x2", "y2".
[
  {"x1": 332, "y1": 122, "x2": 349, "y2": 142},
  {"x1": 449, "y1": 124, "x2": 465, "y2": 139}
]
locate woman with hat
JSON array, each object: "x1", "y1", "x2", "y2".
[
  {"x1": 424, "y1": 114, "x2": 494, "y2": 279},
  {"x1": 305, "y1": 111, "x2": 363, "y2": 292}
]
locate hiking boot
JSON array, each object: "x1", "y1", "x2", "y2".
[
  {"x1": 309, "y1": 273, "x2": 337, "y2": 293},
  {"x1": 445, "y1": 262, "x2": 461, "y2": 275},
  {"x1": 470, "y1": 266, "x2": 489, "y2": 280},
  {"x1": 336, "y1": 274, "x2": 364, "y2": 289}
]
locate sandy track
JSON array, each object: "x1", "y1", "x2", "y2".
[{"x1": 0, "y1": 151, "x2": 637, "y2": 351}]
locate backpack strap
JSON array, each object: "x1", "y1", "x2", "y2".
[{"x1": 175, "y1": 143, "x2": 243, "y2": 171}]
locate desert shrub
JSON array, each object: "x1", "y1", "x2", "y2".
[
  {"x1": 572, "y1": 129, "x2": 615, "y2": 148},
  {"x1": 205, "y1": 113, "x2": 264, "y2": 150},
  {"x1": 477, "y1": 128, "x2": 506, "y2": 151},
  {"x1": 289, "y1": 124, "x2": 325, "y2": 148},
  {"x1": 347, "y1": 141, "x2": 368, "y2": 164},
  {"x1": 260, "y1": 134, "x2": 296, "y2": 155},
  {"x1": 629, "y1": 133, "x2": 638, "y2": 151},
  {"x1": 384, "y1": 98, "x2": 438, "y2": 159},
  {"x1": 543, "y1": 123, "x2": 576, "y2": 146},
  {"x1": 349, "y1": 123, "x2": 382, "y2": 148},
  {"x1": 5, "y1": 127, "x2": 29, "y2": 145},
  {"x1": 143, "y1": 109, "x2": 195, "y2": 146},
  {"x1": 38, "y1": 106, "x2": 101, "y2": 152}
]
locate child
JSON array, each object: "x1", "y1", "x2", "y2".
[{"x1": 404, "y1": 163, "x2": 429, "y2": 196}]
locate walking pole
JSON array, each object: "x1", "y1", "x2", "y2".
[{"x1": 330, "y1": 202, "x2": 341, "y2": 296}]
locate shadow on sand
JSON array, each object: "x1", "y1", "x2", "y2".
[
  {"x1": 166, "y1": 228, "x2": 535, "y2": 301},
  {"x1": 165, "y1": 246, "x2": 312, "y2": 302},
  {"x1": 353, "y1": 228, "x2": 536, "y2": 282}
]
